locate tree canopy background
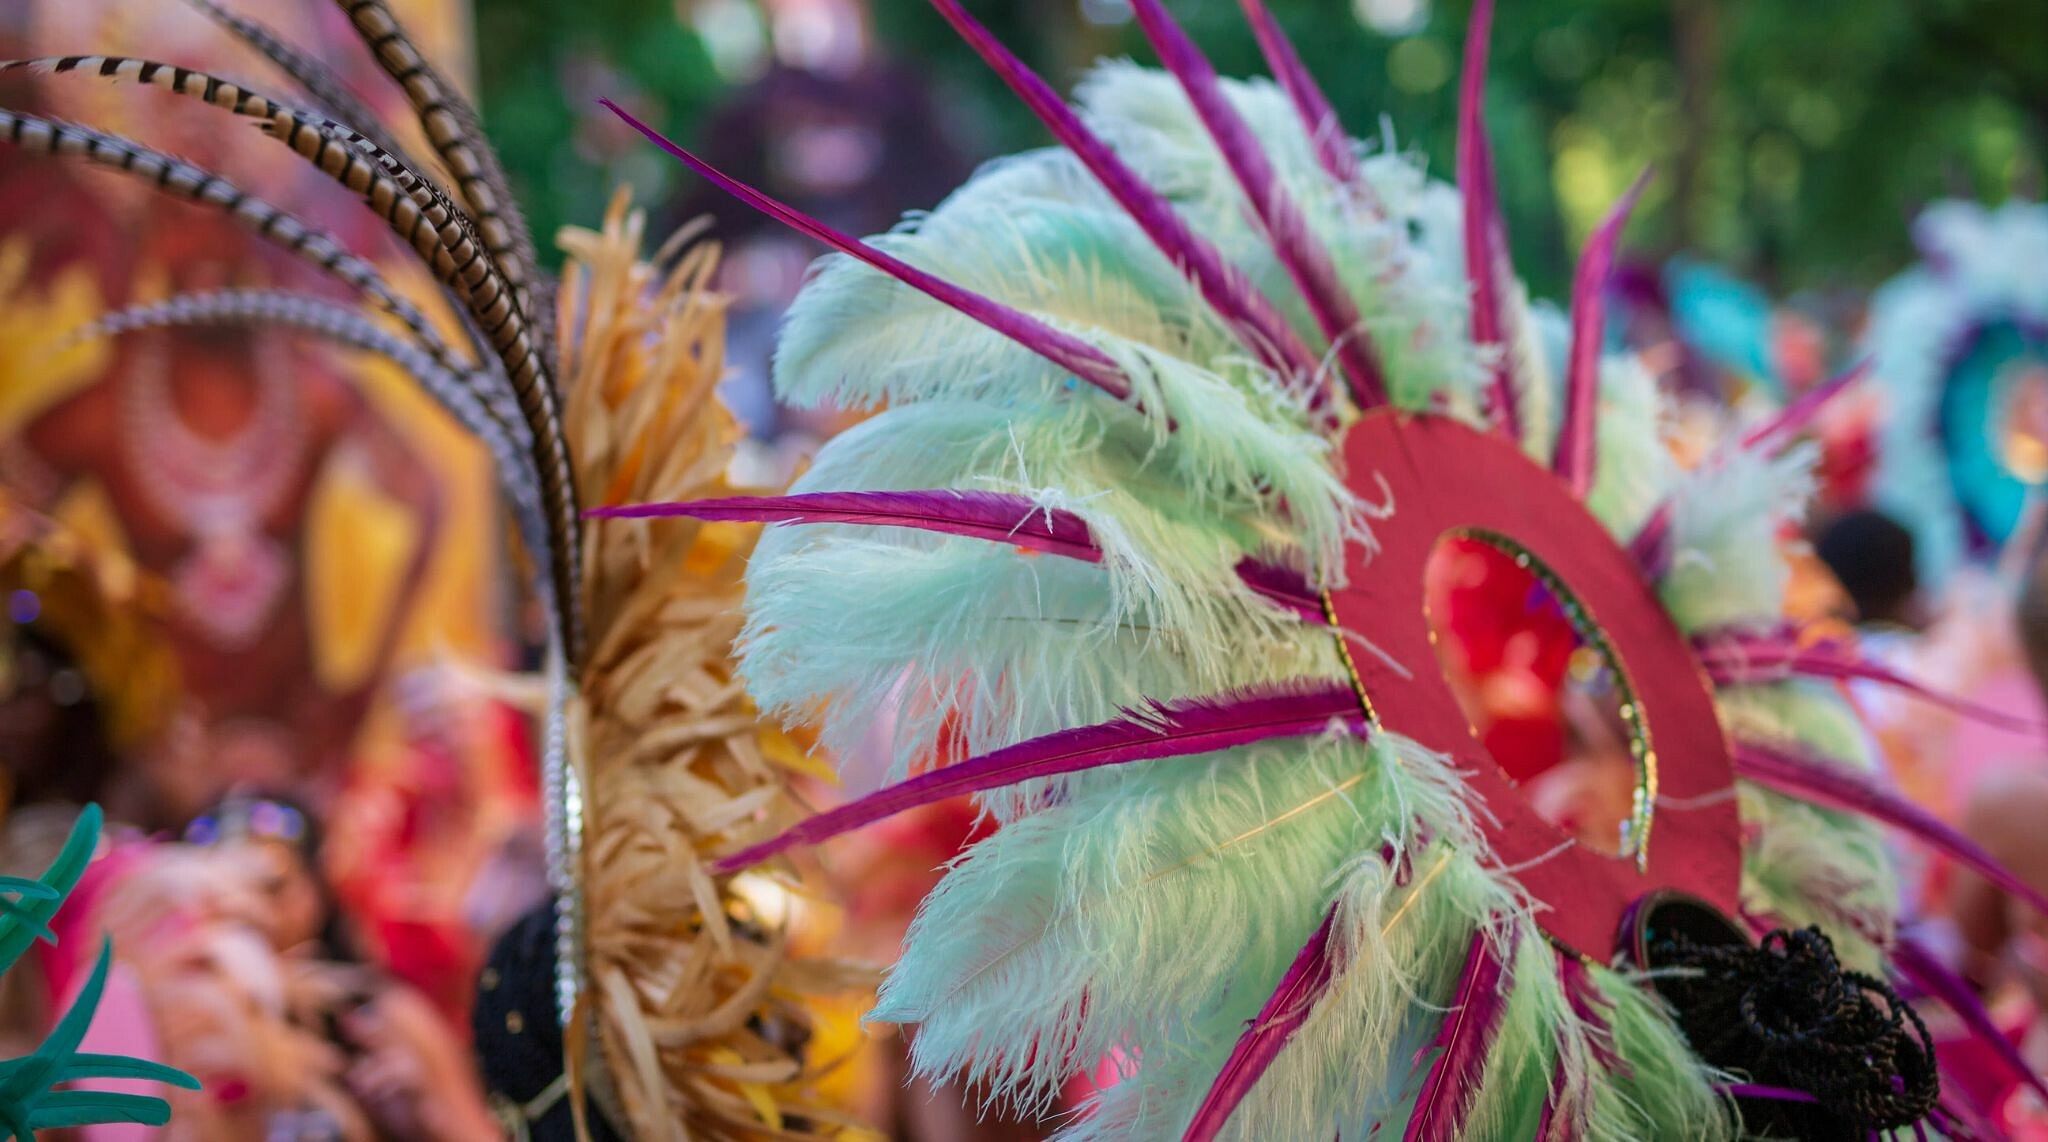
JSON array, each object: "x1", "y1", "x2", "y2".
[{"x1": 476, "y1": 0, "x2": 2045, "y2": 298}]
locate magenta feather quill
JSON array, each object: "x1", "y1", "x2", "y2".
[
  {"x1": 1627, "y1": 502, "x2": 1675, "y2": 582},
  {"x1": 925, "y1": 0, "x2": 1325, "y2": 403},
  {"x1": 1233, "y1": 557, "x2": 1322, "y2": 620},
  {"x1": 1183, "y1": 901, "x2": 1341, "y2": 1142},
  {"x1": 1891, "y1": 934, "x2": 2048, "y2": 1112},
  {"x1": 1232, "y1": 0, "x2": 1364, "y2": 193},
  {"x1": 1403, "y1": 929, "x2": 1515, "y2": 1142},
  {"x1": 1732, "y1": 739, "x2": 2048, "y2": 920},
  {"x1": 1627, "y1": 359, "x2": 1868, "y2": 583},
  {"x1": 1739, "y1": 359, "x2": 1871, "y2": 454},
  {"x1": 590, "y1": 492, "x2": 1330, "y2": 621},
  {"x1": 1555, "y1": 168, "x2": 1650, "y2": 498},
  {"x1": 1538, "y1": 957, "x2": 1623, "y2": 1141},
  {"x1": 1557, "y1": 956, "x2": 1628, "y2": 1077},
  {"x1": 601, "y1": 99, "x2": 1134, "y2": 403},
  {"x1": 1696, "y1": 625, "x2": 2047, "y2": 734},
  {"x1": 1124, "y1": 0, "x2": 1387, "y2": 410},
  {"x1": 586, "y1": 490, "x2": 1105, "y2": 563},
  {"x1": 1457, "y1": 0, "x2": 1521, "y2": 438},
  {"x1": 713, "y1": 680, "x2": 1366, "y2": 873}
]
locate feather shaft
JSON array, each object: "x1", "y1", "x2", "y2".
[
  {"x1": 1697, "y1": 626, "x2": 2047, "y2": 734},
  {"x1": 588, "y1": 491, "x2": 1103, "y2": 563},
  {"x1": 1234, "y1": 0, "x2": 1364, "y2": 192},
  {"x1": 1890, "y1": 935, "x2": 2048, "y2": 1111},
  {"x1": 1125, "y1": 0, "x2": 1388, "y2": 409},
  {"x1": 1458, "y1": 0, "x2": 1520, "y2": 437},
  {"x1": 927, "y1": 0, "x2": 1327, "y2": 402},
  {"x1": 1404, "y1": 928, "x2": 1515, "y2": 1142},
  {"x1": 1739, "y1": 360, "x2": 1871, "y2": 454},
  {"x1": 1556, "y1": 168, "x2": 1650, "y2": 497},
  {"x1": 1183, "y1": 901, "x2": 1341, "y2": 1142},
  {"x1": 603, "y1": 99, "x2": 1134, "y2": 403},
  {"x1": 713, "y1": 682, "x2": 1366, "y2": 872},
  {"x1": 1733, "y1": 740, "x2": 2048, "y2": 920}
]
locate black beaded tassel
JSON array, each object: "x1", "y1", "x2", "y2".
[{"x1": 1653, "y1": 925, "x2": 1939, "y2": 1139}]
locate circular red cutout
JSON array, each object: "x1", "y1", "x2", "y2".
[{"x1": 1328, "y1": 410, "x2": 1740, "y2": 956}]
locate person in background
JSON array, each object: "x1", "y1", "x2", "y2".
[
  {"x1": 1813, "y1": 509, "x2": 1927, "y2": 631},
  {"x1": 1946, "y1": 544, "x2": 2048, "y2": 1135},
  {"x1": 185, "y1": 793, "x2": 501, "y2": 1141}
]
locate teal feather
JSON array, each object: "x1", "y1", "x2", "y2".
[{"x1": 0, "y1": 809, "x2": 199, "y2": 1140}]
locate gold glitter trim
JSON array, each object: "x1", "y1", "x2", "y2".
[{"x1": 1319, "y1": 588, "x2": 1378, "y2": 725}]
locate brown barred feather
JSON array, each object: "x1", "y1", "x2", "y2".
[
  {"x1": 7, "y1": 49, "x2": 582, "y2": 644},
  {"x1": 329, "y1": 0, "x2": 542, "y2": 337},
  {"x1": 0, "y1": 107, "x2": 472, "y2": 393},
  {"x1": 76, "y1": 287, "x2": 548, "y2": 557},
  {"x1": 175, "y1": 0, "x2": 432, "y2": 189},
  {"x1": 261, "y1": 105, "x2": 583, "y2": 659},
  {"x1": 0, "y1": 103, "x2": 576, "y2": 621},
  {"x1": 0, "y1": 55, "x2": 287, "y2": 119}
]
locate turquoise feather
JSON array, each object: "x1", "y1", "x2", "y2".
[{"x1": 0, "y1": 809, "x2": 200, "y2": 1139}]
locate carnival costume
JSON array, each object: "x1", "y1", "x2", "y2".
[
  {"x1": 603, "y1": 2, "x2": 2048, "y2": 1136},
  {"x1": 1865, "y1": 200, "x2": 2048, "y2": 585}
]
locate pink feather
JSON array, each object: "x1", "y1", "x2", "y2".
[
  {"x1": 586, "y1": 490, "x2": 1103, "y2": 563},
  {"x1": 1891, "y1": 934, "x2": 2048, "y2": 1112},
  {"x1": 713, "y1": 680, "x2": 1366, "y2": 873},
  {"x1": 1555, "y1": 168, "x2": 1651, "y2": 498},
  {"x1": 590, "y1": 492, "x2": 1327, "y2": 622},
  {"x1": 1626, "y1": 502, "x2": 1675, "y2": 582},
  {"x1": 1124, "y1": 0, "x2": 1388, "y2": 410},
  {"x1": 926, "y1": 0, "x2": 1327, "y2": 407},
  {"x1": 602, "y1": 98, "x2": 1134, "y2": 403},
  {"x1": 1233, "y1": 557, "x2": 1322, "y2": 620},
  {"x1": 1696, "y1": 624, "x2": 2048, "y2": 734},
  {"x1": 1183, "y1": 901, "x2": 1342, "y2": 1142},
  {"x1": 1404, "y1": 929, "x2": 1515, "y2": 1142},
  {"x1": 1732, "y1": 739, "x2": 2048, "y2": 921},
  {"x1": 1557, "y1": 956, "x2": 1629, "y2": 1077},
  {"x1": 1233, "y1": 0, "x2": 1365, "y2": 194},
  {"x1": 1738, "y1": 359, "x2": 1871, "y2": 453},
  {"x1": 1458, "y1": 0, "x2": 1521, "y2": 438},
  {"x1": 1537, "y1": 957, "x2": 1622, "y2": 1140},
  {"x1": 1627, "y1": 359, "x2": 1868, "y2": 582}
]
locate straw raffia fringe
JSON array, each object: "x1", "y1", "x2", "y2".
[{"x1": 561, "y1": 189, "x2": 873, "y2": 1140}]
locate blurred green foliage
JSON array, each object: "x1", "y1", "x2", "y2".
[{"x1": 477, "y1": 0, "x2": 2044, "y2": 297}]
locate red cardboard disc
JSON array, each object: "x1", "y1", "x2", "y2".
[{"x1": 1329, "y1": 410, "x2": 1740, "y2": 956}]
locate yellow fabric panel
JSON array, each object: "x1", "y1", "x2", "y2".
[
  {"x1": 0, "y1": 241, "x2": 108, "y2": 432},
  {"x1": 304, "y1": 443, "x2": 420, "y2": 693}
]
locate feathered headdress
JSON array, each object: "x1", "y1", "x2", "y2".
[
  {"x1": 1863, "y1": 199, "x2": 2048, "y2": 585},
  {"x1": 600, "y1": 1, "x2": 2048, "y2": 1136},
  {"x1": 0, "y1": 3, "x2": 842, "y2": 1135}
]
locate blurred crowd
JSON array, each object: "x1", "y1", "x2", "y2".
[{"x1": 0, "y1": 0, "x2": 2042, "y2": 1138}]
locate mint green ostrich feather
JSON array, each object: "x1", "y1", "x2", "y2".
[
  {"x1": 710, "y1": 36, "x2": 1904, "y2": 1141},
  {"x1": 0, "y1": 807, "x2": 199, "y2": 1139}
]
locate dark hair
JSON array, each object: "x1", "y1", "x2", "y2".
[
  {"x1": 185, "y1": 791, "x2": 357, "y2": 965},
  {"x1": 2019, "y1": 545, "x2": 2048, "y2": 703},
  {"x1": 1813, "y1": 510, "x2": 1920, "y2": 626}
]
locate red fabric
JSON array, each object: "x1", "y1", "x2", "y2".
[{"x1": 1425, "y1": 537, "x2": 1576, "y2": 782}]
